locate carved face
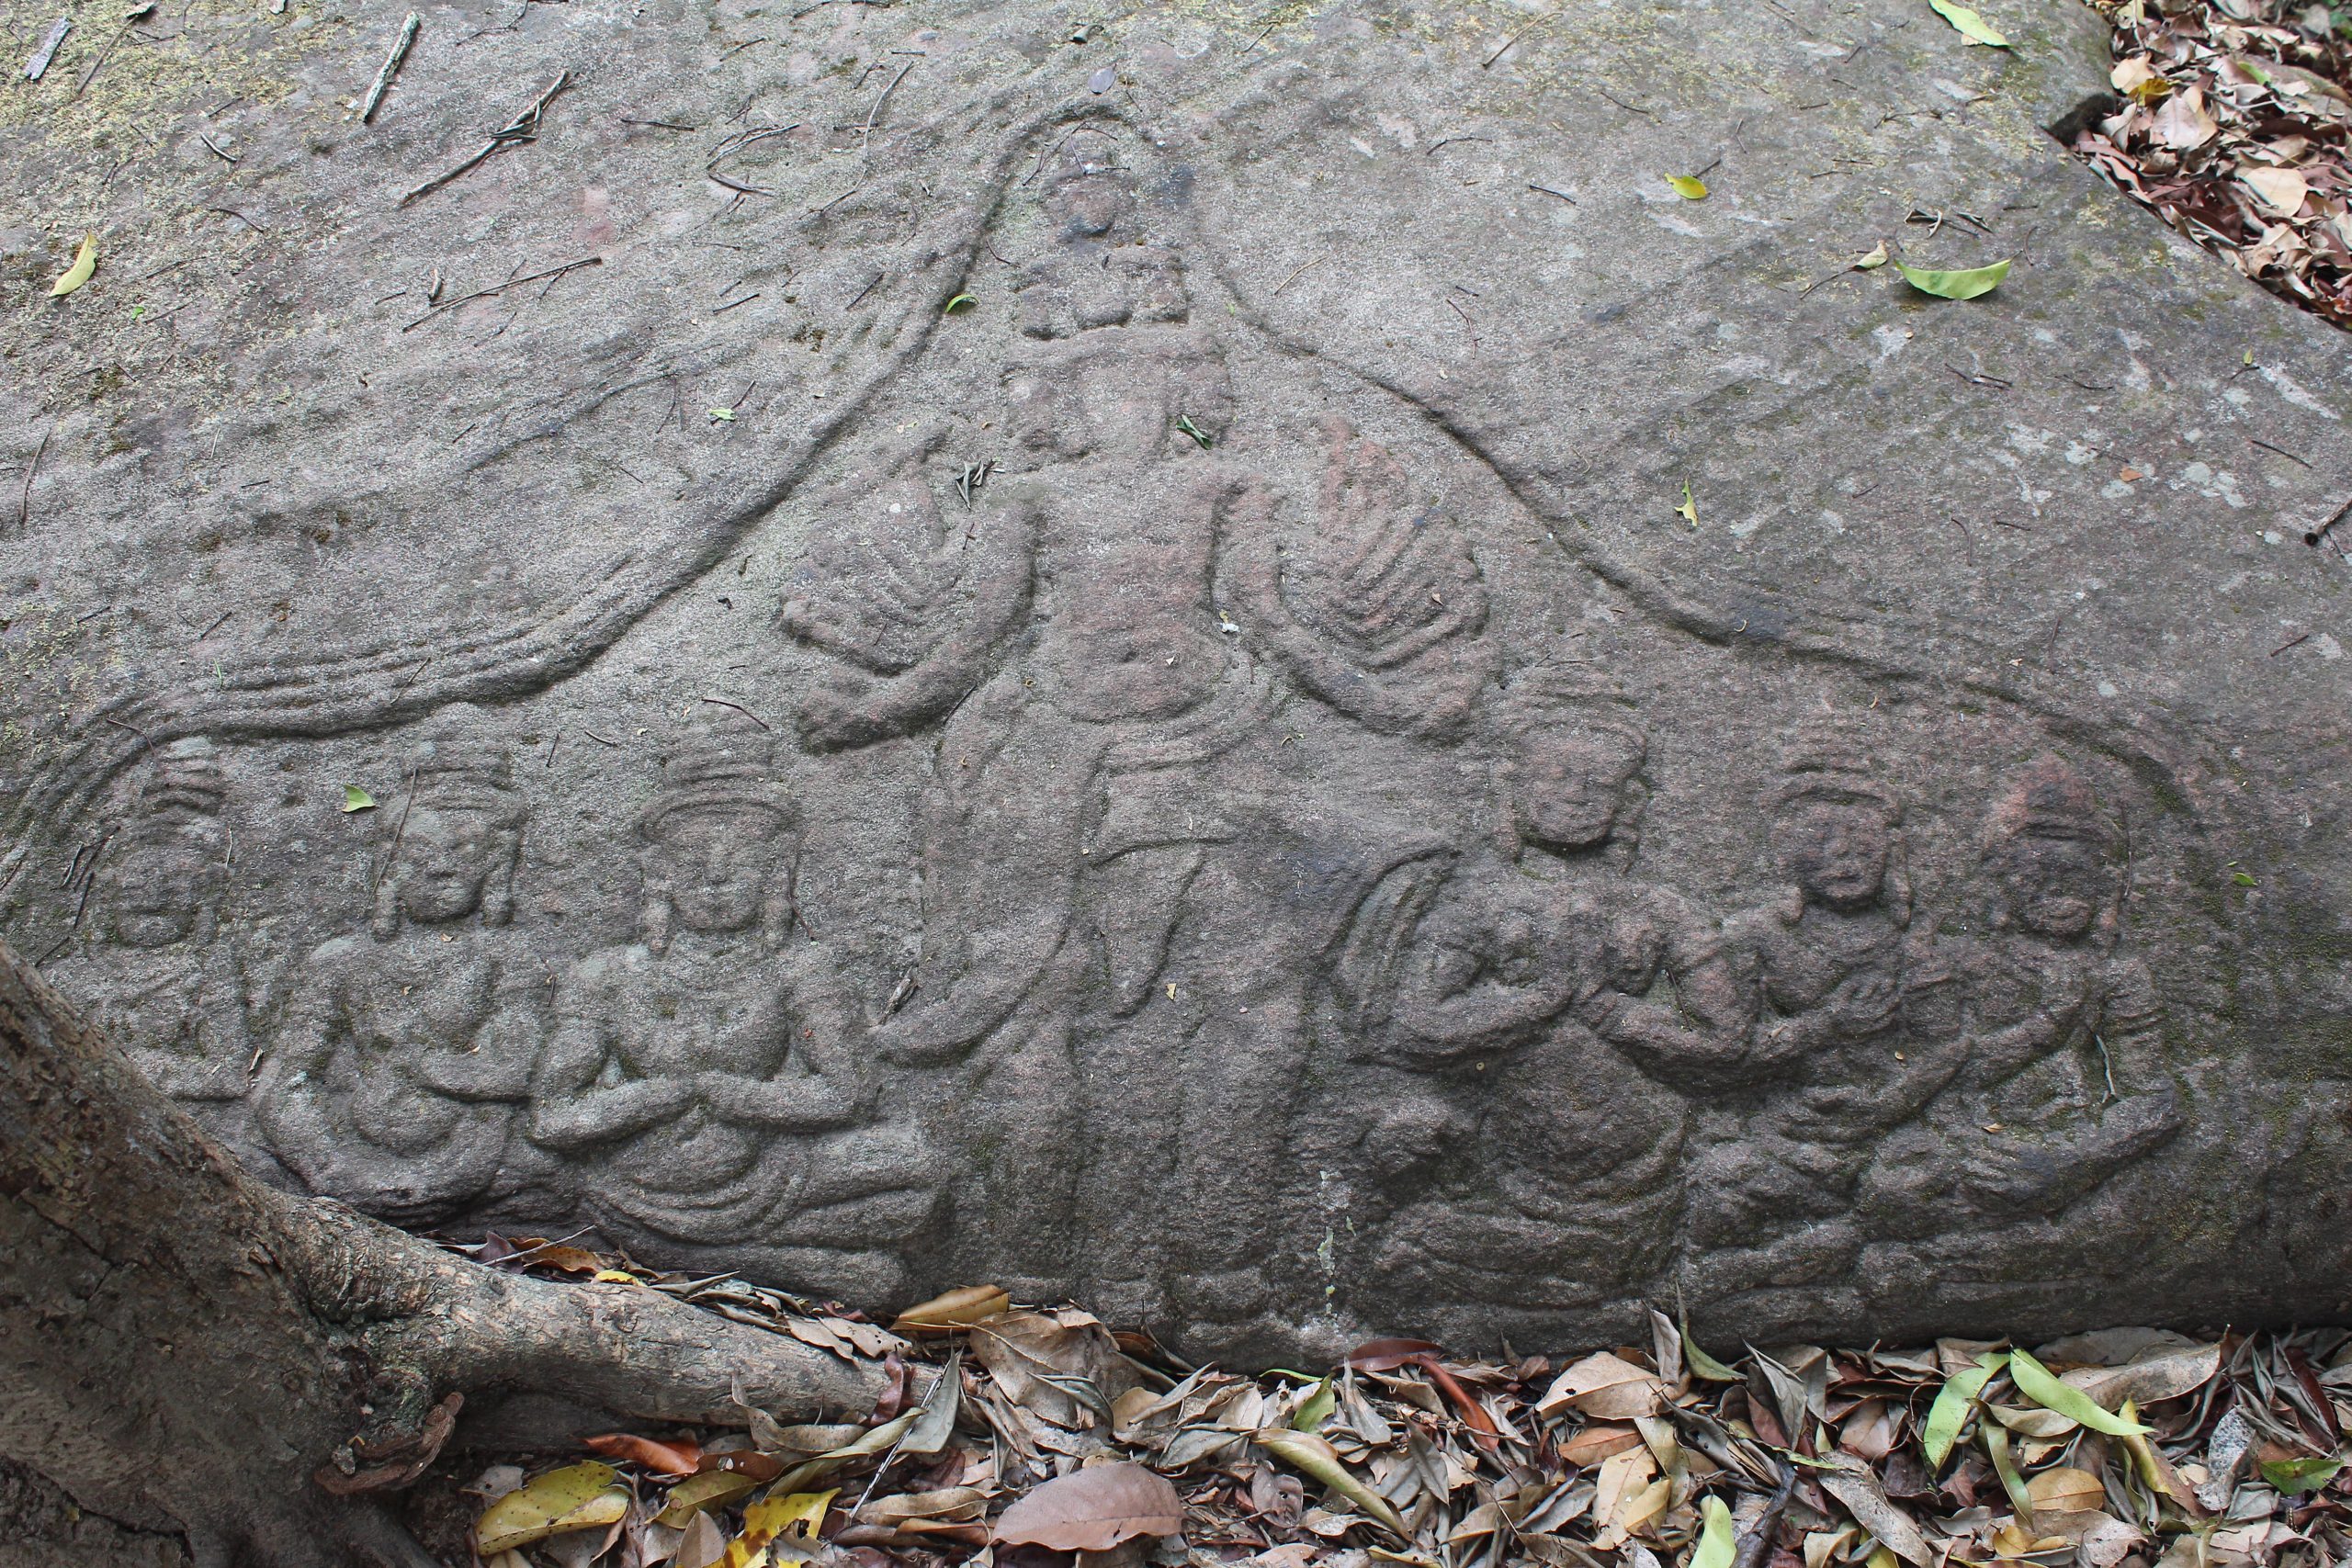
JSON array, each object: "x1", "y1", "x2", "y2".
[
  {"x1": 393, "y1": 805, "x2": 503, "y2": 926},
  {"x1": 1779, "y1": 797, "x2": 1891, "y2": 912},
  {"x1": 1512, "y1": 728, "x2": 1645, "y2": 852},
  {"x1": 100, "y1": 838, "x2": 214, "y2": 949},
  {"x1": 648, "y1": 807, "x2": 782, "y2": 935},
  {"x1": 1051, "y1": 172, "x2": 1131, "y2": 238},
  {"x1": 1994, "y1": 831, "x2": 2109, "y2": 940}
]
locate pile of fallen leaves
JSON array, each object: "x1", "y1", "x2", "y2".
[
  {"x1": 2075, "y1": 0, "x2": 2352, "y2": 324},
  {"x1": 424, "y1": 1236, "x2": 2352, "y2": 1568}
]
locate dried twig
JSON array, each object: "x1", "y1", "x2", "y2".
[
  {"x1": 401, "y1": 255, "x2": 602, "y2": 331},
  {"x1": 361, "y1": 13, "x2": 421, "y2": 125},
  {"x1": 400, "y1": 71, "x2": 571, "y2": 207}
]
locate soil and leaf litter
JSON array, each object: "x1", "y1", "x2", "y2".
[{"x1": 423, "y1": 1235, "x2": 2352, "y2": 1568}]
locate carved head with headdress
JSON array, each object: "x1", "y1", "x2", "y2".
[
  {"x1": 99, "y1": 737, "x2": 231, "y2": 950},
  {"x1": 373, "y1": 708, "x2": 526, "y2": 939},
  {"x1": 1490, "y1": 665, "x2": 1650, "y2": 861},
  {"x1": 1770, "y1": 714, "x2": 1908, "y2": 919},
  {"x1": 1981, "y1": 752, "x2": 2121, "y2": 943},
  {"x1": 1013, "y1": 138, "x2": 1194, "y2": 349},
  {"x1": 637, "y1": 715, "x2": 794, "y2": 955}
]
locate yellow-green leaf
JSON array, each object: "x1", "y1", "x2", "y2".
[
  {"x1": 1251, "y1": 1427, "x2": 1408, "y2": 1538},
  {"x1": 1925, "y1": 1352, "x2": 2005, "y2": 1469},
  {"x1": 1983, "y1": 1423, "x2": 2035, "y2": 1529},
  {"x1": 1674, "y1": 479, "x2": 1698, "y2": 526},
  {"x1": 1928, "y1": 0, "x2": 2009, "y2": 47},
  {"x1": 657, "y1": 1469, "x2": 760, "y2": 1527},
  {"x1": 477, "y1": 1462, "x2": 628, "y2": 1553},
  {"x1": 1291, "y1": 1375, "x2": 1337, "y2": 1432},
  {"x1": 2008, "y1": 1349, "x2": 2152, "y2": 1436},
  {"x1": 2262, "y1": 1457, "x2": 2342, "y2": 1495},
  {"x1": 1691, "y1": 1495, "x2": 1737, "y2": 1568},
  {"x1": 1895, "y1": 258, "x2": 2011, "y2": 300},
  {"x1": 341, "y1": 785, "x2": 377, "y2": 813},
  {"x1": 943, "y1": 293, "x2": 977, "y2": 314},
  {"x1": 50, "y1": 233, "x2": 96, "y2": 298},
  {"x1": 1668, "y1": 175, "x2": 1709, "y2": 199},
  {"x1": 1855, "y1": 241, "x2": 1890, "y2": 271},
  {"x1": 1681, "y1": 1323, "x2": 1740, "y2": 1382}
]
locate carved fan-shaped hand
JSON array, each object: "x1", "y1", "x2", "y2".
[
  {"x1": 1225, "y1": 421, "x2": 1497, "y2": 740},
  {"x1": 781, "y1": 478, "x2": 970, "y2": 677},
  {"x1": 779, "y1": 456, "x2": 1034, "y2": 753}
]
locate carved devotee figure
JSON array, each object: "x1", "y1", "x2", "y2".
[
  {"x1": 1338, "y1": 671, "x2": 1748, "y2": 1314},
  {"x1": 258, "y1": 716, "x2": 548, "y2": 1224},
  {"x1": 1690, "y1": 718, "x2": 1965, "y2": 1298},
  {"x1": 1859, "y1": 755, "x2": 2181, "y2": 1274},
  {"x1": 49, "y1": 739, "x2": 256, "y2": 1148},
  {"x1": 529, "y1": 721, "x2": 936, "y2": 1302}
]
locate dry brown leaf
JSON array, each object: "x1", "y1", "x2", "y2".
[
  {"x1": 2242, "y1": 165, "x2": 2310, "y2": 215},
  {"x1": 1560, "y1": 1423, "x2": 1647, "y2": 1466},
  {"x1": 989, "y1": 1461, "x2": 1183, "y2": 1551},
  {"x1": 1537, "y1": 1352, "x2": 1668, "y2": 1420},
  {"x1": 891, "y1": 1284, "x2": 1011, "y2": 1333},
  {"x1": 2027, "y1": 1466, "x2": 2108, "y2": 1516},
  {"x1": 1819, "y1": 1468, "x2": 1936, "y2": 1567},
  {"x1": 2152, "y1": 85, "x2": 2221, "y2": 150}
]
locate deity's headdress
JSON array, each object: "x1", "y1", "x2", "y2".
[
  {"x1": 1772, "y1": 714, "x2": 1902, "y2": 818},
  {"x1": 372, "y1": 705, "x2": 524, "y2": 937},
  {"x1": 1492, "y1": 664, "x2": 1647, "y2": 755},
  {"x1": 103, "y1": 737, "x2": 231, "y2": 942},
  {"x1": 637, "y1": 714, "x2": 795, "y2": 953}
]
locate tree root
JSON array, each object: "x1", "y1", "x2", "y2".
[{"x1": 0, "y1": 932, "x2": 890, "y2": 1567}]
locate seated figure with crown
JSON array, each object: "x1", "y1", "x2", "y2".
[{"x1": 529, "y1": 718, "x2": 937, "y2": 1303}]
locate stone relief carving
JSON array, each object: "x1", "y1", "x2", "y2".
[
  {"x1": 1331, "y1": 671, "x2": 1751, "y2": 1318},
  {"x1": 45, "y1": 739, "x2": 256, "y2": 1148},
  {"x1": 13, "y1": 130, "x2": 2212, "y2": 1353},
  {"x1": 530, "y1": 718, "x2": 936, "y2": 1302},
  {"x1": 1857, "y1": 754, "x2": 2183, "y2": 1283},
  {"x1": 256, "y1": 712, "x2": 551, "y2": 1225},
  {"x1": 1687, "y1": 718, "x2": 1968, "y2": 1303}
]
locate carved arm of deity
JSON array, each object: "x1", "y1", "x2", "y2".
[
  {"x1": 1573, "y1": 897, "x2": 1755, "y2": 1087},
  {"x1": 1212, "y1": 423, "x2": 1497, "y2": 742},
  {"x1": 1382, "y1": 886, "x2": 1594, "y2": 1066},
  {"x1": 779, "y1": 462, "x2": 1037, "y2": 752},
  {"x1": 408, "y1": 959, "x2": 547, "y2": 1103},
  {"x1": 254, "y1": 942, "x2": 361, "y2": 1175},
  {"x1": 527, "y1": 994, "x2": 700, "y2": 1152},
  {"x1": 689, "y1": 953, "x2": 866, "y2": 1128}
]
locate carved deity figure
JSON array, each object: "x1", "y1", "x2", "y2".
[
  {"x1": 529, "y1": 720, "x2": 936, "y2": 1302},
  {"x1": 1688, "y1": 717, "x2": 1967, "y2": 1296},
  {"x1": 779, "y1": 150, "x2": 1270, "y2": 1290},
  {"x1": 50, "y1": 739, "x2": 255, "y2": 1146},
  {"x1": 1335, "y1": 670, "x2": 1749, "y2": 1314},
  {"x1": 1859, "y1": 755, "x2": 2180, "y2": 1274},
  {"x1": 259, "y1": 715, "x2": 548, "y2": 1224}
]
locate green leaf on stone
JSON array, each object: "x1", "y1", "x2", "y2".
[
  {"x1": 1896, "y1": 258, "x2": 2011, "y2": 300},
  {"x1": 1928, "y1": 0, "x2": 2010, "y2": 47},
  {"x1": 2261, "y1": 1457, "x2": 2341, "y2": 1495},
  {"x1": 707, "y1": 407, "x2": 735, "y2": 422},
  {"x1": 2008, "y1": 1348, "x2": 2152, "y2": 1436},
  {"x1": 1668, "y1": 175, "x2": 1709, "y2": 199},
  {"x1": 943, "y1": 293, "x2": 977, "y2": 314},
  {"x1": 1691, "y1": 1495, "x2": 1737, "y2": 1568},
  {"x1": 1924, "y1": 1352, "x2": 2005, "y2": 1469},
  {"x1": 341, "y1": 785, "x2": 377, "y2": 813}
]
